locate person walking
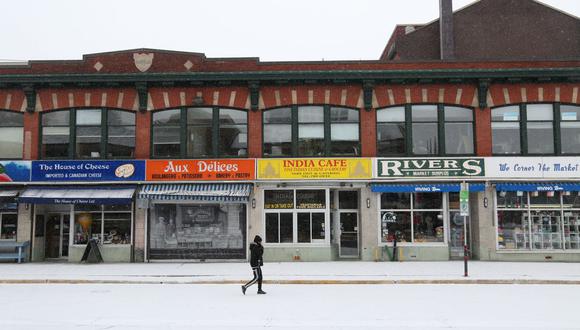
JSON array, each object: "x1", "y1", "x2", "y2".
[{"x1": 242, "y1": 235, "x2": 266, "y2": 295}]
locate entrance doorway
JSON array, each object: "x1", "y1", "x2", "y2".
[
  {"x1": 334, "y1": 190, "x2": 359, "y2": 258},
  {"x1": 45, "y1": 214, "x2": 70, "y2": 259}
]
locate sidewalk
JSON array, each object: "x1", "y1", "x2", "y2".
[{"x1": 1, "y1": 261, "x2": 580, "y2": 285}]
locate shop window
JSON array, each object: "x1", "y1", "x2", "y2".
[
  {"x1": 152, "y1": 107, "x2": 247, "y2": 158},
  {"x1": 492, "y1": 103, "x2": 580, "y2": 155},
  {"x1": 263, "y1": 106, "x2": 359, "y2": 157},
  {"x1": 0, "y1": 110, "x2": 24, "y2": 159},
  {"x1": 379, "y1": 192, "x2": 444, "y2": 244},
  {"x1": 264, "y1": 189, "x2": 328, "y2": 244},
  {"x1": 377, "y1": 105, "x2": 474, "y2": 156},
  {"x1": 149, "y1": 203, "x2": 246, "y2": 259},
  {"x1": 41, "y1": 109, "x2": 135, "y2": 159},
  {"x1": 0, "y1": 213, "x2": 17, "y2": 240},
  {"x1": 497, "y1": 191, "x2": 580, "y2": 250},
  {"x1": 73, "y1": 204, "x2": 132, "y2": 245}
]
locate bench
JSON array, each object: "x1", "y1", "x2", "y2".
[{"x1": 0, "y1": 241, "x2": 30, "y2": 263}]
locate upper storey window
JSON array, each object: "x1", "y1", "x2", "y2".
[
  {"x1": 41, "y1": 109, "x2": 135, "y2": 159},
  {"x1": 152, "y1": 107, "x2": 247, "y2": 158},
  {"x1": 377, "y1": 105, "x2": 474, "y2": 156},
  {"x1": 0, "y1": 111, "x2": 24, "y2": 159},
  {"x1": 263, "y1": 105, "x2": 360, "y2": 157},
  {"x1": 492, "y1": 104, "x2": 580, "y2": 155}
]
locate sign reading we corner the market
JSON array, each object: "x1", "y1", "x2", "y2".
[
  {"x1": 146, "y1": 159, "x2": 255, "y2": 181},
  {"x1": 485, "y1": 157, "x2": 580, "y2": 179},
  {"x1": 257, "y1": 158, "x2": 372, "y2": 180},
  {"x1": 376, "y1": 158, "x2": 485, "y2": 178}
]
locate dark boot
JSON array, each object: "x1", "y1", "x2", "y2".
[
  {"x1": 257, "y1": 289, "x2": 266, "y2": 294},
  {"x1": 241, "y1": 285, "x2": 246, "y2": 295}
]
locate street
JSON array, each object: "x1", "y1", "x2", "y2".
[{"x1": 0, "y1": 283, "x2": 577, "y2": 329}]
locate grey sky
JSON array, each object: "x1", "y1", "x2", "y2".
[{"x1": 1, "y1": 0, "x2": 578, "y2": 62}]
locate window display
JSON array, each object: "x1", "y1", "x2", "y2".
[
  {"x1": 497, "y1": 191, "x2": 580, "y2": 250},
  {"x1": 380, "y1": 192, "x2": 444, "y2": 244},
  {"x1": 264, "y1": 189, "x2": 328, "y2": 244},
  {"x1": 149, "y1": 203, "x2": 246, "y2": 259},
  {"x1": 0, "y1": 213, "x2": 17, "y2": 240},
  {"x1": 73, "y1": 204, "x2": 132, "y2": 245}
]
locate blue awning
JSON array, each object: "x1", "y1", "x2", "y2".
[
  {"x1": 139, "y1": 183, "x2": 252, "y2": 202},
  {"x1": 495, "y1": 182, "x2": 580, "y2": 192},
  {"x1": 371, "y1": 183, "x2": 486, "y2": 193},
  {"x1": 18, "y1": 186, "x2": 135, "y2": 204}
]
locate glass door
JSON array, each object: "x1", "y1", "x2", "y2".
[
  {"x1": 45, "y1": 214, "x2": 69, "y2": 259},
  {"x1": 339, "y1": 212, "x2": 358, "y2": 257}
]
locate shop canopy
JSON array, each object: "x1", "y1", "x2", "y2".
[
  {"x1": 138, "y1": 183, "x2": 253, "y2": 202},
  {"x1": 18, "y1": 186, "x2": 136, "y2": 204},
  {"x1": 495, "y1": 182, "x2": 580, "y2": 192},
  {"x1": 0, "y1": 189, "x2": 20, "y2": 198},
  {"x1": 370, "y1": 183, "x2": 486, "y2": 193}
]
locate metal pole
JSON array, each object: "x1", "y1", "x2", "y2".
[{"x1": 463, "y1": 214, "x2": 468, "y2": 277}]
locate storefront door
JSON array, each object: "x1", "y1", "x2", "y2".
[
  {"x1": 339, "y1": 212, "x2": 358, "y2": 257},
  {"x1": 45, "y1": 214, "x2": 70, "y2": 259}
]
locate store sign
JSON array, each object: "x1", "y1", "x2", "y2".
[
  {"x1": 485, "y1": 157, "x2": 580, "y2": 179},
  {"x1": 31, "y1": 160, "x2": 145, "y2": 182},
  {"x1": 376, "y1": 158, "x2": 484, "y2": 178},
  {"x1": 146, "y1": 159, "x2": 255, "y2": 181},
  {"x1": 257, "y1": 158, "x2": 372, "y2": 180},
  {"x1": 0, "y1": 161, "x2": 31, "y2": 182}
]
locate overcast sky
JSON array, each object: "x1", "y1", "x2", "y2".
[{"x1": 1, "y1": 0, "x2": 578, "y2": 62}]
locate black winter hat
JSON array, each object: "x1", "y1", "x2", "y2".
[{"x1": 254, "y1": 235, "x2": 262, "y2": 243}]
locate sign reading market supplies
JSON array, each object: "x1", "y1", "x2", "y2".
[
  {"x1": 31, "y1": 160, "x2": 145, "y2": 182},
  {"x1": 146, "y1": 159, "x2": 255, "y2": 181},
  {"x1": 485, "y1": 157, "x2": 580, "y2": 179},
  {"x1": 257, "y1": 158, "x2": 372, "y2": 180},
  {"x1": 376, "y1": 158, "x2": 484, "y2": 178}
]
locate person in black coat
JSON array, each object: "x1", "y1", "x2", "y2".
[{"x1": 242, "y1": 235, "x2": 266, "y2": 295}]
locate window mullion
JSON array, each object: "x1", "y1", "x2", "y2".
[
  {"x1": 70, "y1": 109, "x2": 76, "y2": 159},
  {"x1": 405, "y1": 105, "x2": 412, "y2": 156},
  {"x1": 180, "y1": 108, "x2": 187, "y2": 158},
  {"x1": 438, "y1": 104, "x2": 445, "y2": 156},
  {"x1": 101, "y1": 109, "x2": 108, "y2": 159},
  {"x1": 324, "y1": 105, "x2": 331, "y2": 156},
  {"x1": 520, "y1": 104, "x2": 528, "y2": 155},
  {"x1": 292, "y1": 106, "x2": 298, "y2": 156},
  {"x1": 213, "y1": 107, "x2": 219, "y2": 157},
  {"x1": 554, "y1": 103, "x2": 561, "y2": 155}
]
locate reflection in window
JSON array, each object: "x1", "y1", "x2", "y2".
[
  {"x1": 379, "y1": 192, "x2": 443, "y2": 243},
  {"x1": 560, "y1": 105, "x2": 580, "y2": 154},
  {"x1": 377, "y1": 107, "x2": 405, "y2": 155},
  {"x1": 0, "y1": 111, "x2": 24, "y2": 159},
  {"x1": 526, "y1": 104, "x2": 554, "y2": 154},
  {"x1": 263, "y1": 106, "x2": 359, "y2": 157},
  {"x1": 0, "y1": 213, "x2": 17, "y2": 240},
  {"x1": 152, "y1": 107, "x2": 247, "y2": 158},
  {"x1": 444, "y1": 106, "x2": 474, "y2": 154},
  {"x1": 42, "y1": 109, "x2": 135, "y2": 159},
  {"x1": 497, "y1": 191, "x2": 580, "y2": 250},
  {"x1": 492, "y1": 106, "x2": 521, "y2": 154},
  {"x1": 412, "y1": 105, "x2": 438, "y2": 155}
]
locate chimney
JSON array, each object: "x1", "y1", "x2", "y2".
[{"x1": 439, "y1": 0, "x2": 455, "y2": 60}]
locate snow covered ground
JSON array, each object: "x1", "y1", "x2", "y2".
[
  {"x1": 0, "y1": 261, "x2": 579, "y2": 283},
  {"x1": 1, "y1": 283, "x2": 579, "y2": 330}
]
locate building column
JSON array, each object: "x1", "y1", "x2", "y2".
[
  {"x1": 23, "y1": 111, "x2": 39, "y2": 160},
  {"x1": 16, "y1": 203, "x2": 33, "y2": 260},
  {"x1": 134, "y1": 205, "x2": 147, "y2": 262},
  {"x1": 134, "y1": 110, "x2": 151, "y2": 159}
]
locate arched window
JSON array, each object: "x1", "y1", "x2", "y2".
[
  {"x1": 41, "y1": 108, "x2": 135, "y2": 159},
  {"x1": 262, "y1": 105, "x2": 360, "y2": 157},
  {"x1": 152, "y1": 107, "x2": 247, "y2": 158},
  {"x1": 491, "y1": 103, "x2": 579, "y2": 155},
  {"x1": 0, "y1": 110, "x2": 24, "y2": 159},
  {"x1": 377, "y1": 105, "x2": 474, "y2": 156}
]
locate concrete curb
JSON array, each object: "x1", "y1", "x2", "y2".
[{"x1": 0, "y1": 279, "x2": 579, "y2": 285}]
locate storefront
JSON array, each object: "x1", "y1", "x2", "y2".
[
  {"x1": 256, "y1": 158, "x2": 373, "y2": 261},
  {"x1": 482, "y1": 157, "x2": 580, "y2": 261},
  {"x1": 140, "y1": 159, "x2": 255, "y2": 261},
  {"x1": 371, "y1": 158, "x2": 486, "y2": 261},
  {"x1": 19, "y1": 160, "x2": 144, "y2": 262}
]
